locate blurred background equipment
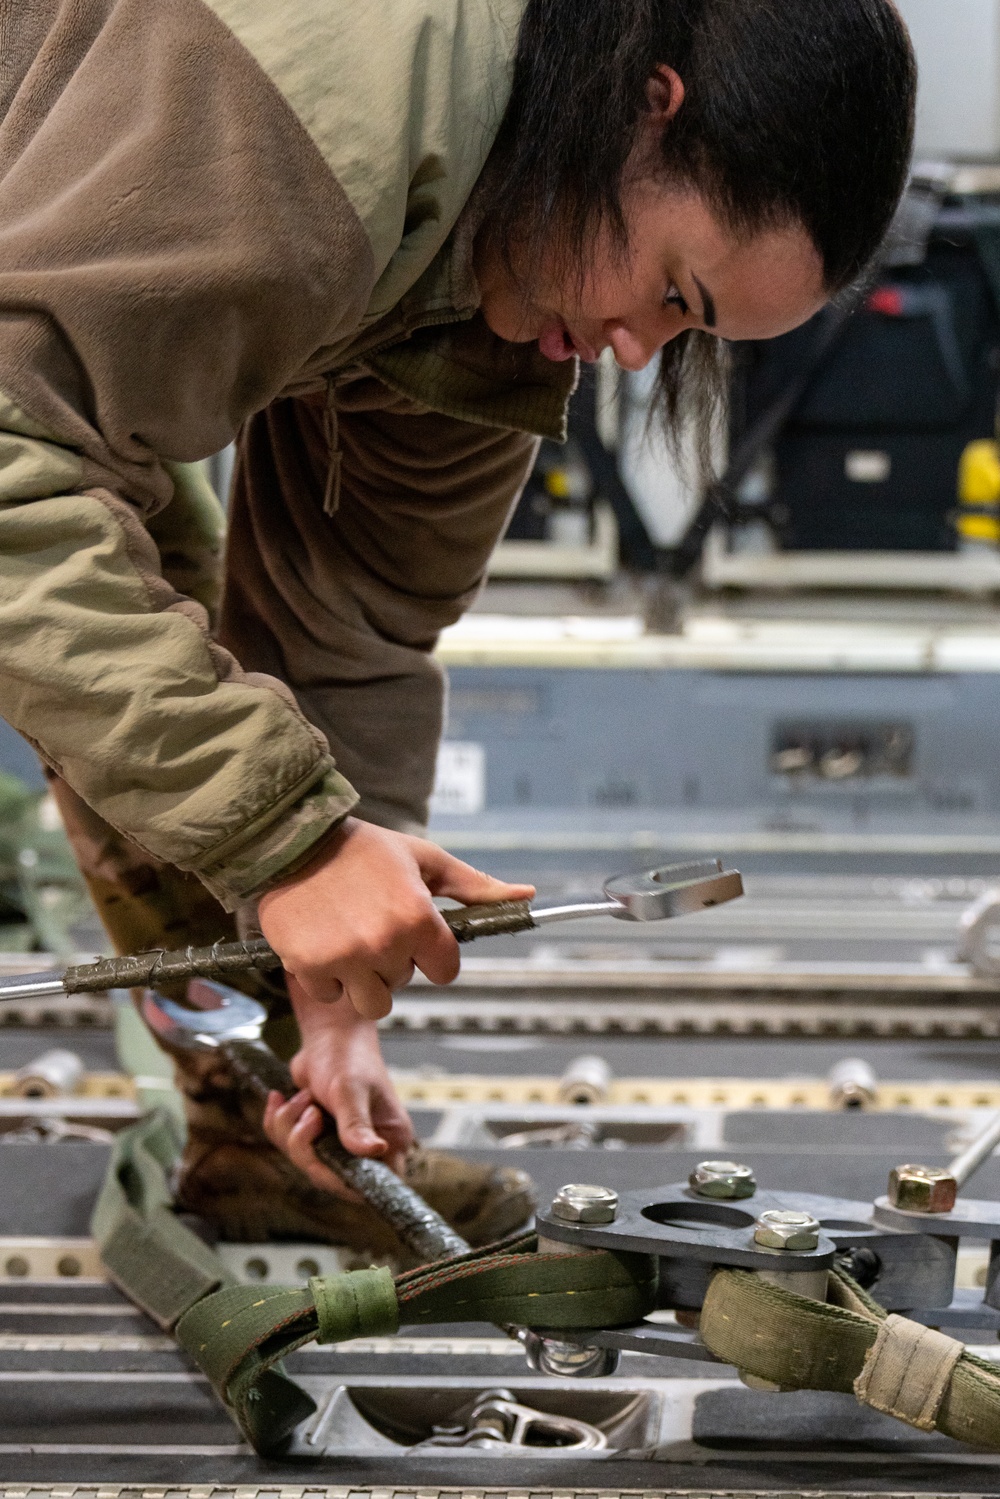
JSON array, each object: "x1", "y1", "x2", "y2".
[{"x1": 494, "y1": 180, "x2": 1000, "y2": 589}]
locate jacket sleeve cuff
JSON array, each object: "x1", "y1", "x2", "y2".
[{"x1": 193, "y1": 765, "x2": 359, "y2": 910}]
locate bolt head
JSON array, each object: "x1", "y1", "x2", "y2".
[
  {"x1": 550, "y1": 1183, "x2": 619, "y2": 1224},
  {"x1": 753, "y1": 1209, "x2": 821, "y2": 1251},
  {"x1": 689, "y1": 1160, "x2": 757, "y2": 1200},
  {"x1": 888, "y1": 1164, "x2": 957, "y2": 1214}
]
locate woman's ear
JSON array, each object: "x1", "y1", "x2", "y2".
[{"x1": 646, "y1": 64, "x2": 685, "y2": 123}]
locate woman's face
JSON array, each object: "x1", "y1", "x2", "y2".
[{"x1": 475, "y1": 181, "x2": 828, "y2": 371}]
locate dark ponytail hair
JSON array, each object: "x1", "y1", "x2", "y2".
[{"x1": 487, "y1": 0, "x2": 917, "y2": 447}]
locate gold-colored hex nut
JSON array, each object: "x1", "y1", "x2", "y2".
[{"x1": 888, "y1": 1164, "x2": 957, "y2": 1214}]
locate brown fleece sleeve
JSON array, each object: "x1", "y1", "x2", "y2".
[
  {"x1": 0, "y1": 0, "x2": 380, "y2": 905},
  {"x1": 220, "y1": 381, "x2": 539, "y2": 833}
]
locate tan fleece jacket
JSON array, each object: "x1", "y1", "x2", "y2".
[{"x1": 0, "y1": 0, "x2": 575, "y2": 907}]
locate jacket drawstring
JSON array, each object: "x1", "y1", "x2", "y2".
[{"x1": 322, "y1": 379, "x2": 341, "y2": 516}]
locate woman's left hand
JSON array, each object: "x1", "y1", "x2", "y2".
[{"x1": 262, "y1": 977, "x2": 414, "y2": 1198}]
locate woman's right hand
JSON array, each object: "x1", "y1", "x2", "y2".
[{"x1": 258, "y1": 815, "x2": 534, "y2": 1020}]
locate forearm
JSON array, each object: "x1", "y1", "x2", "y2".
[
  {"x1": 0, "y1": 406, "x2": 357, "y2": 908},
  {"x1": 0, "y1": 0, "x2": 378, "y2": 903},
  {"x1": 274, "y1": 965, "x2": 415, "y2": 1189}
]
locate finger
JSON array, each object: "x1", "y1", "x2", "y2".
[
  {"x1": 278, "y1": 957, "x2": 344, "y2": 1008},
  {"x1": 285, "y1": 1102, "x2": 341, "y2": 1182},
  {"x1": 376, "y1": 1118, "x2": 416, "y2": 1162},
  {"x1": 410, "y1": 909, "x2": 462, "y2": 986},
  {"x1": 289, "y1": 1048, "x2": 308, "y2": 1090},
  {"x1": 333, "y1": 1078, "x2": 390, "y2": 1158},
  {"x1": 370, "y1": 1085, "x2": 415, "y2": 1135},
  {"x1": 370, "y1": 1091, "x2": 416, "y2": 1157},
  {"x1": 369, "y1": 1095, "x2": 415, "y2": 1176},
  {"x1": 263, "y1": 1089, "x2": 284, "y2": 1135},
  {"x1": 262, "y1": 1088, "x2": 311, "y2": 1151},
  {"x1": 416, "y1": 845, "x2": 535, "y2": 904},
  {"x1": 343, "y1": 968, "x2": 394, "y2": 1021},
  {"x1": 285, "y1": 1103, "x2": 359, "y2": 1200}
]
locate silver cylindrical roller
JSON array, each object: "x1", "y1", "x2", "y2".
[
  {"x1": 556, "y1": 1054, "x2": 612, "y2": 1106},
  {"x1": 13, "y1": 1047, "x2": 85, "y2": 1098},
  {"x1": 827, "y1": 1057, "x2": 877, "y2": 1110}
]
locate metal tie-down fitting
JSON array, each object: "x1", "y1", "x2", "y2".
[
  {"x1": 827, "y1": 1057, "x2": 878, "y2": 1110},
  {"x1": 550, "y1": 1183, "x2": 619, "y2": 1224},
  {"x1": 753, "y1": 1209, "x2": 822, "y2": 1251},
  {"x1": 13, "y1": 1047, "x2": 85, "y2": 1099},
  {"x1": 519, "y1": 1330, "x2": 620, "y2": 1379},
  {"x1": 689, "y1": 1160, "x2": 757, "y2": 1200},
  {"x1": 532, "y1": 1183, "x2": 622, "y2": 1378},
  {"x1": 556, "y1": 1054, "x2": 612, "y2": 1106},
  {"x1": 744, "y1": 1208, "x2": 827, "y2": 1389}
]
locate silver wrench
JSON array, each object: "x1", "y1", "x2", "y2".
[
  {"x1": 0, "y1": 857, "x2": 743, "y2": 1003},
  {"x1": 143, "y1": 977, "x2": 470, "y2": 1263}
]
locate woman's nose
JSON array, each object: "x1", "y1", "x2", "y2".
[{"x1": 605, "y1": 321, "x2": 660, "y2": 372}]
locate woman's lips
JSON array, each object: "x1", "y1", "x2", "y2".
[
  {"x1": 538, "y1": 320, "x2": 576, "y2": 362},
  {"x1": 537, "y1": 319, "x2": 599, "y2": 363}
]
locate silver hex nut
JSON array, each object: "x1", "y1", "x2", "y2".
[
  {"x1": 753, "y1": 1209, "x2": 821, "y2": 1251},
  {"x1": 689, "y1": 1160, "x2": 757, "y2": 1200},
  {"x1": 550, "y1": 1183, "x2": 619, "y2": 1224}
]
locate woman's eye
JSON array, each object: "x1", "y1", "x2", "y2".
[{"x1": 664, "y1": 284, "x2": 690, "y2": 316}]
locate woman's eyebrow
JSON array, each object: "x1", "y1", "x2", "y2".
[{"x1": 693, "y1": 275, "x2": 717, "y2": 328}]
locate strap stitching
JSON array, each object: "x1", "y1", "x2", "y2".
[{"x1": 854, "y1": 1314, "x2": 964, "y2": 1431}]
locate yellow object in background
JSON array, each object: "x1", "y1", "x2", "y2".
[
  {"x1": 544, "y1": 467, "x2": 573, "y2": 499},
  {"x1": 957, "y1": 439, "x2": 1000, "y2": 543}
]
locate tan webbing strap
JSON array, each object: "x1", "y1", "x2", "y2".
[
  {"x1": 854, "y1": 1314, "x2": 964, "y2": 1431},
  {"x1": 700, "y1": 1266, "x2": 1000, "y2": 1451}
]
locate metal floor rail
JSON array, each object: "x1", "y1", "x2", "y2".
[{"x1": 4, "y1": 1489, "x2": 986, "y2": 1499}]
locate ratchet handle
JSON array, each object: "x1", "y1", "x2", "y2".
[
  {"x1": 63, "y1": 937, "x2": 282, "y2": 994},
  {"x1": 442, "y1": 899, "x2": 535, "y2": 942},
  {"x1": 224, "y1": 1038, "x2": 470, "y2": 1263},
  {"x1": 56, "y1": 901, "x2": 536, "y2": 996}
]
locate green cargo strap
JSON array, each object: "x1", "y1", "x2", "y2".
[
  {"x1": 311, "y1": 1265, "x2": 399, "y2": 1342},
  {"x1": 173, "y1": 1234, "x2": 656, "y2": 1452},
  {"x1": 700, "y1": 1266, "x2": 1000, "y2": 1451},
  {"x1": 93, "y1": 1113, "x2": 657, "y2": 1457},
  {"x1": 93, "y1": 1111, "x2": 316, "y2": 1454},
  {"x1": 395, "y1": 1238, "x2": 656, "y2": 1328},
  {"x1": 91, "y1": 1109, "x2": 226, "y2": 1329}
]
